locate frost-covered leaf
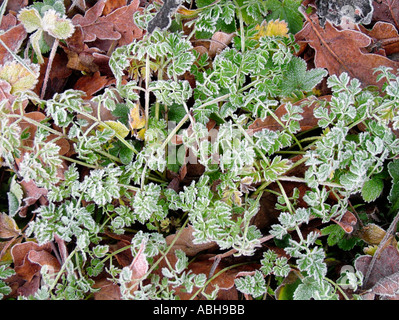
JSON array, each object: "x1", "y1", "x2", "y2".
[
  {"x1": 280, "y1": 56, "x2": 327, "y2": 96},
  {"x1": 102, "y1": 120, "x2": 130, "y2": 139},
  {"x1": 42, "y1": 9, "x2": 75, "y2": 39},
  {"x1": 265, "y1": 0, "x2": 303, "y2": 34},
  {"x1": 17, "y1": 8, "x2": 42, "y2": 33},
  {"x1": 0, "y1": 213, "x2": 21, "y2": 238},
  {"x1": 0, "y1": 60, "x2": 40, "y2": 94},
  {"x1": 361, "y1": 176, "x2": 384, "y2": 203},
  {"x1": 235, "y1": 270, "x2": 266, "y2": 298}
]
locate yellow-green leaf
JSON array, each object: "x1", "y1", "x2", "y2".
[
  {"x1": 17, "y1": 8, "x2": 42, "y2": 33},
  {"x1": 0, "y1": 60, "x2": 40, "y2": 94},
  {"x1": 103, "y1": 120, "x2": 130, "y2": 138},
  {"x1": 0, "y1": 213, "x2": 21, "y2": 239},
  {"x1": 42, "y1": 9, "x2": 75, "y2": 40}
]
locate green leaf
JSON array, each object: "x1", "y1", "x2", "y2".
[
  {"x1": 119, "y1": 145, "x2": 135, "y2": 165},
  {"x1": 388, "y1": 160, "x2": 399, "y2": 213},
  {"x1": 235, "y1": 270, "x2": 266, "y2": 298},
  {"x1": 275, "y1": 271, "x2": 302, "y2": 300},
  {"x1": 265, "y1": 0, "x2": 304, "y2": 34},
  {"x1": 321, "y1": 224, "x2": 344, "y2": 246},
  {"x1": 102, "y1": 120, "x2": 130, "y2": 139},
  {"x1": 7, "y1": 176, "x2": 23, "y2": 217},
  {"x1": 280, "y1": 56, "x2": 327, "y2": 96},
  {"x1": 361, "y1": 176, "x2": 384, "y2": 203}
]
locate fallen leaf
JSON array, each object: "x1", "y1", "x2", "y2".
[
  {"x1": 165, "y1": 225, "x2": 218, "y2": 257},
  {"x1": 0, "y1": 13, "x2": 18, "y2": 31},
  {"x1": 35, "y1": 53, "x2": 73, "y2": 98},
  {"x1": 0, "y1": 213, "x2": 21, "y2": 239},
  {"x1": 0, "y1": 80, "x2": 16, "y2": 111},
  {"x1": 11, "y1": 242, "x2": 59, "y2": 283},
  {"x1": 71, "y1": 0, "x2": 142, "y2": 47},
  {"x1": 123, "y1": 241, "x2": 148, "y2": 294},
  {"x1": 5, "y1": 0, "x2": 29, "y2": 14},
  {"x1": 109, "y1": 238, "x2": 133, "y2": 267},
  {"x1": 355, "y1": 245, "x2": 399, "y2": 289},
  {"x1": 295, "y1": 11, "x2": 399, "y2": 89},
  {"x1": 355, "y1": 223, "x2": 396, "y2": 247},
  {"x1": 100, "y1": 0, "x2": 143, "y2": 46},
  {"x1": 359, "y1": 21, "x2": 399, "y2": 56},
  {"x1": 18, "y1": 179, "x2": 48, "y2": 218},
  {"x1": 73, "y1": 71, "x2": 112, "y2": 99},
  {"x1": 103, "y1": 0, "x2": 127, "y2": 15},
  {"x1": 209, "y1": 32, "x2": 235, "y2": 57},
  {"x1": 102, "y1": 120, "x2": 130, "y2": 138},
  {"x1": 93, "y1": 277, "x2": 121, "y2": 300},
  {"x1": 332, "y1": 210, "x2": 357, "y2": 233},
  {"x1": 0, "y1": 24, "x2": 27, "y2": 65},
  {"x1": 370, "y1": 270, "x2": 399, "y2": 299},
  {"x1": 72, "y1": 0, "x2": 120, "y2": 42},
  {"x1": 254, "y1": 19, "x2": 289, "y2": 40},
  {"x1": 372, "y1": 0, "x2": 399, "y2": 29}
]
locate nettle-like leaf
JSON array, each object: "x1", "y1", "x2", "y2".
[
  {"x1": 150, "y1": 80, "x2": 192, "y2": 106},
  {"x1": 280, "y1": 57, "x2": 328, "y2": 96},
  {"x1": 265, "y1": 0, "x2": 303, "y2": 34}
]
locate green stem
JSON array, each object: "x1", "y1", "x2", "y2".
[
  {"x1": 276, "y1": 180, "x2": 294, "y2": 214},
  {"x1": 78, "y1": 109, "x2": 138, "y2": 155},
  {"x1": 7, "y1": 114, "x2": 63, "y2": 137},
  {"x1": 48, "y1": 247, "x2": 78, "y2": 294},
  {"x1": 145, "y1": 53, "x2": 151, "y2": 131},
  {"x1": 189, "y1": 262, "x2": 250, "y2": 300}
]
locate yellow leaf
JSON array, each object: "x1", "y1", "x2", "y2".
[
  {"x1": 135, "y1": 128, "x2": 146, "y2": 141},
  {"x1": 128, "y1": 103, "x2": 146, "y2": 130},
  {"x1": 102, "y1": 120, "x2": 130, "y2": 138},
  {"x1": 128, "y1": 103, "x2": 146, "y2": 140},
  {"x1": 254, "y1": 19, "x2": 289, "y2": 40},
  {"x1": 176, "y1": 7, "x2": 200, "y2": 16}
]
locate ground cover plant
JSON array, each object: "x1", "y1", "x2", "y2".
[{"x1": 1, "y1": 0, "x2": 399, "y2": 300}]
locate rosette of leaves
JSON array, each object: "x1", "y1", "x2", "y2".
[{"x1": 18, "y1": 3, "x2": 75, "y2": 64}]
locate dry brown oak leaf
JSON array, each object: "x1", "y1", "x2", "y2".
[
  {"x1": 71, "y1": 0, "x2": 143, "y2": 46},
  {"x1": 295, "y1": 12, "x2": 399, "y2": 89},
  {"x1": 359, "y1": 21, "x2": 399, "y2": 57},
  {"x1": 372, "y1": 0, "x2": 399, "y2": 30}
]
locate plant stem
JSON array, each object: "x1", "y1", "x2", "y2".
[
  {"x1": 48, "y1": 247, "x2": 78, "y2": 294},
  {"x1": 41, "y1": 38, "x2": 59, "y2": 100},
  {"x1": 145, "y1": 53, "x2": 151, "y2": 131}
]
